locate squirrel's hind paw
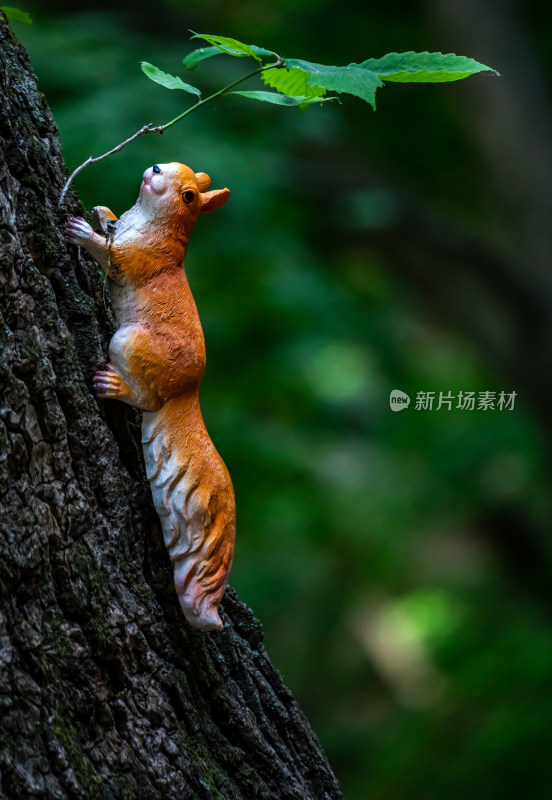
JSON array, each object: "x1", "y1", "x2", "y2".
[{"x1": 93, "y1": 364, "x2": 136, "y2": 403}]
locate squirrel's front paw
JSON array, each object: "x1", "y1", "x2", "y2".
[{"x1": 65, "y1": 217, "x2": 94, "y2": 246}]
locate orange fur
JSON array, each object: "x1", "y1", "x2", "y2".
[{"x1": 68, "y1": 163, "x2": 233, "y2": 630}]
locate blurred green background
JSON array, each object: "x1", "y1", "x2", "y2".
[{"x1": 13, "y1": 1, "x2": 552, "y2": 797}]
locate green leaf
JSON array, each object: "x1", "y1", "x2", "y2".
[
  {"x1": 190, "y1": 33, "x2": 263, "y2": 63},
  {"x1": 183, "y1": 44, "x2": 276, "y2": 70},
  {"x1": 1, "y1": 6, "x2": 31, "y2": 23},
  {"x1": 140, "y1": 62, "x2": 201, "y2": 98},
  {"x1": 262, "y1": 66, "x2": 326, "y2": 98},
  {"x1": 359, "y1": 51, "x2": 498, "y2": 82},
  {"x1": 285, "y1": 59, "x2": 383, "y2": 108},
  {"x1": 230, "y1": 90, "x2": 335, "y2": 107}
]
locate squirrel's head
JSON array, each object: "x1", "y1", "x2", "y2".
[{"x1": 138, "y1": 162, "x2": 230, "y2": 236}]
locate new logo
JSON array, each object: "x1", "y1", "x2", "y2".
[{"x1": 389, "y1": 389, "x2": 410, "y2": 412}]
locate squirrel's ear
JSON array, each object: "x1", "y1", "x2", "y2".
[
  {"x1": 195, "y1": 172, "x2": 211, "y2": 191},
  {"x1": 200, "y1": 188, "x2": 230, "y2": 214}
]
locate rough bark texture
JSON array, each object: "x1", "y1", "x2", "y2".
[{"x1": 0, "y1": 17, "x2": 342, "y2": 800}]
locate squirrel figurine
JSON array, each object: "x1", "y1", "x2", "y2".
[{"x1": 65, "y1": 162, "x2": 234, "y2": 631}]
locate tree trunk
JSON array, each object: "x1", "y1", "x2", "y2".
[{"x1": 0, "y1": 16, "x2": 342, "y2": 800}]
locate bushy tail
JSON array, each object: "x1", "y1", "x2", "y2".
[{"x1": 142, "y1": 396, "x2": 236, "y2": 630}]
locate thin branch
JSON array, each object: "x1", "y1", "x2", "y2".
[
  {"x1": 59, "y1": 123, "x2": 163, "y2": 206},
  {"x1": 58, "y1": 58, "x2": 285, "y2": 205}
]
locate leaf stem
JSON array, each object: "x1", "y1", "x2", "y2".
[
  {"x1": 58, "y1": 57, "x2": 284, "y2": 205},
  {"x1": 160, "y1": 58, "x2": 284, "y2": 130}
]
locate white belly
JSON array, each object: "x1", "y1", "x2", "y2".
[
  {"x1": 109, "y1": 282, "x2": 138, "y2": 327},
  {"x1": 108, "y1": 324, "x2": 136, "y2": 373}
]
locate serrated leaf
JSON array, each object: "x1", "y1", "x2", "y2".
[
  {"x1": 359, "y1": 51, "x2": 498, "y2": 82},
  {"x1": 190, "y1": 33, "x2": 262, "y2": 63},
  {"x1": 262, "y1": 66, "x2": 326, "y2": 98},
  {"x1": 140, "y1": 62, "x2": 201, "y2": 98},
  {"x1": 230, "y1": 90, "x2": 334, "y2": 107},
  {"x1": 286, "y1": 59, "x2": 383, "y2": 108},
  {"x1": 183, "y1": 44, "x2": 276, "y2": 70},
  {"x1": 1, "y1": 6, "x2": 31, "y2": 22}
]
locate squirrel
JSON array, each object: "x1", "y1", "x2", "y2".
[{"x1": 65, "y1": 162, "x2": 234, "y2": 631}]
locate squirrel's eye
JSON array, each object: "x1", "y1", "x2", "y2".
[
  {"x1": 152, "y1": 164, "x2": 161, "y2": 174},
  {"x1": 182, "y1": 190, "x2": 195, "y2": 205}
]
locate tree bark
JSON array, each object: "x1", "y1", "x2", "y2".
[{"x1": 0, "y1": 16, "x2": 342, "y2": 800}]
